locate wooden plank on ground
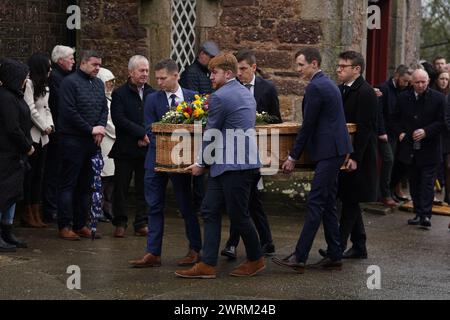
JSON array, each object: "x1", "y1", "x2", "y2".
[{"x1": 399, "y1": 201, "x2": 450, "y2": 217}]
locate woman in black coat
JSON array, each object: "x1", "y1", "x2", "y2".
[{"x1": 0, "y1": 59, "x2": 34, "y2": 251}]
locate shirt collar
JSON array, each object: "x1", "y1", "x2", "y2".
[
  {"x1": 344, "y1": 79, "x2": 355, "y2": 87},
  {"x1": 226, "y1": 77, "x2": 237, "y2": 84},
  {"x1": 165, "y1": 84, "x2": 183, "y2": 101},
  {"x1": 246, "y1": 74, "x2": 256, "y2": 86}
]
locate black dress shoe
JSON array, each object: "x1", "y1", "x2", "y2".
[
  {"x1": 408, "y1": 215, "x2": 421, "y2": 225},
  {"x1": 220, "y1": 246, "x2": 237, "y2": 259},
  {"x1": 261, "y1": 242, "x2": 275, "y2": 256},
  {"x1": 342, "y1": 247, "x2": 367, "y2": 259},
  {"x1": 420, "y1": 217, "x2": 431, "y2": 228},
  {"x1": 272, "y1": 253, "x2": 305, "y2": 273},
  {"x1": 318, "y1": 248, "x2": 328, "y2": 258},
  {"x1": 312, "y1": 257, "x2": 343, "y2": 271}
]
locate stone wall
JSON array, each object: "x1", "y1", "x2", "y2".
[
  {"x1": 0, "y1": 0, "x2": 72, "y2": 62},
  {"x1": 78, "y1": 0, "x2": 150, "y2": 83}
]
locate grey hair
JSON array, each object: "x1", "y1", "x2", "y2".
[
  {"x1": 128, "y1": 55, "x2": 149, "y2": 71},
  {"x1": 51, "y1": 45, "x2": 75, "y2": 63}
]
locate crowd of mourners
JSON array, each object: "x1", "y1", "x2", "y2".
[{"x1": 0, "y1": 42, "x2": 448, "y2": 278}]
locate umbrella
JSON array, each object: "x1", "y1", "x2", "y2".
[{"x1": 90, "y1": 149, "x2": 104, "y2": 240}]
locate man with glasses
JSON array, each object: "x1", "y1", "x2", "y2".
[{"x1": 323, "y1": 51, "x2": 378, "y2": 260}]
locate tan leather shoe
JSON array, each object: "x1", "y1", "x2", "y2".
[
  {"x1": 175, "y1": 262, "x2": 216, "y2": 279},
  {"x1": 134, "y1": 226, "x2": 148, "y2": 237},
  {"x1": 129, "y1": 253, "x2": 161, "y2": 268},
  {"x1": 177, "y1": 249, "x2": 200, "y2": 266},
  {"x1": 74, "y1": 227, "x2": 102, "y2": 239},
  {"x1": 230, "y1": 257, "x2": 265, "y2": 277},
  {"x1": 59, "y1": 228, "x2": 80, "y2": 241},
  {"x1": 114, "y1": 226, "x2": 126, "y2": 238}
]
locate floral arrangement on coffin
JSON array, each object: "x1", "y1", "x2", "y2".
[
  {"x1": 160, "y1": 94, "x2": 209, "y2": 124},
  {"x1": 159, "y1": 94, "x2": 280, "y2": 125},
  {"x1": 256, "y1": 111, "x2": 281, "y2": 125}
]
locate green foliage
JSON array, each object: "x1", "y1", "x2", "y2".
[{"x1": 421, "y1": 0, "x2": 450, "y2": 62}]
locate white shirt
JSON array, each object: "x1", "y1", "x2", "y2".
[
  {"x1": 138, "y1": 85, "x2": 145, "y2": 100},
  {"x1": 244, "y1": 74, "x2": 256, "y2": 95},
  {"x1": 165, "y1": 85, "x2": 184, "y2": 108},
  {"x1": 344, "y1": 79, "x2": 356, "y2": 87}
]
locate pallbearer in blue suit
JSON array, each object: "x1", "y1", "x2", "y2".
[
  {"x1": 272, "y1": 48, "x2": 353, "y2": 273},
  {"x1": 129, "y1": 59, "x2": 202, "y2": 268}
]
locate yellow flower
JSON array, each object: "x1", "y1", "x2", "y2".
[
  {"x1": 183, "y1": 112, "x2": 190, "y2": 118},
  {"x1": 176, "y1": 105, "x2": 183, "y2": 112},
  {"x1": 194, "y1": 94, "x2": 200, "y2": 100}
]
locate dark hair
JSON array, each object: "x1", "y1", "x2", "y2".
[
  {"x1": 234, "y1": 48, "x2": 257, "y2": 65},
  {"x1": 27, "y1": 52, "x2": 51, "y2": 98},
  {"x1": 433, "y1": 56, "x2": 446, "y2": 64},
  {"x1": 154, "y1": 59, "x2": 179, "y2": 73},
  {"x1": 338, "y1": 51, "x2": 365, "y2": 73},
  {"x1": 295, "y1": 48, "x2": 322, "y2": 67},
  {"x1": 395, "y1": 64, "x2": 412, "y2": 77},
  {"x1": 433, "y1": 70, "x2": 450, "y2": 96},
  {"x1": 80, "y1": 50, "x2": 102, "y2": 62}
]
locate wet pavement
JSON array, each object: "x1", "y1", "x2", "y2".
[{"x1": 0, "y1": 202, "x2": 449, "y2": 300}]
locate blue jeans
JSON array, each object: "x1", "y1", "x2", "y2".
[{"x1": 0, "y1": 203, "x2": 16, "y2": 225}]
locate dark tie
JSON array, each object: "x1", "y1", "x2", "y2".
[
  {"x1": 244, "y1": 83, "x2": 252, "y2": 90},
  {"x1": 170, "y1": 93, "x2": 177, "y2": 108},
  {"x1": 342, "y1": 85, "x2": 350, "y2": 96}
]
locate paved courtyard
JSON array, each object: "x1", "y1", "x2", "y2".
[{"x1": 0, "y1": 202, "x2": 449, "y2": 300}]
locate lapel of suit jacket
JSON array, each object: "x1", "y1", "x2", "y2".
[{"x1": 254, "y1": 76, "x2": 262, "y2": 100}]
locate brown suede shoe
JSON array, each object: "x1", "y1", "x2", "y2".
[
  {"x1": 177, "y1": 249, "x2": 200, "y2": 266},
  {"x1": 381, "y1": 198, "x2": 397, "y2": 207},
  {"x1": 134, "y1": 226, "x2": 148, "y2": 237},
  {"x1": 175, "y1": 262, "x2": 216, "y2": 279},
  {"x1": 74, "y1": 227, "x2": 102, "y2": 239},
  {"x1": 31, "y1": 204, "x2": 47, "y2": 228},
  {"x1": 129, "y1": 253, "x2": 161, "y2": 268},
  {"x1": 114, "y1": 226, "x2": 126, "y2": 238},
  {"x1": 21, "y1": 205, "x2": 42, "y2": 228},
  {"x1": 229, "y1": 257, "x2": 265, "y2": 277},
  {"x1": 59, "y1": 228, "x2": 80, "y2": 241}
]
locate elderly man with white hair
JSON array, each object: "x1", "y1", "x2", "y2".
[
  {"x1": 393, "y1": 68, "x2": 447, "y2": 228},
  {"x1": 42, "y1": 45, "x2": 75, "y2": 223},
  {"x1": 109, "y1": 55, "x2": 155, "y2": 238}
]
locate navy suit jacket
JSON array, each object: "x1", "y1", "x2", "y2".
[
  {"x1": 200, "y1": 79, "x2": 261, "y2": 177},
  {"x1": 144, "y1": 87, "x2": 196, "y2": 169},
  {"x1": 290, "y1": 71, "x2": 353, "y2": 162}
]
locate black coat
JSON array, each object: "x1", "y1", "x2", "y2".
[
  {"x1": 48, "y1": 62, "x2": 71, "y2": 127},
  {"x1": 393, "y1": 88, "x2": 446, "y2": 166},
  {"x1": 0, "y1": 59, "x2": 33, "y2": 211},
  {"x1": 109, "y1": 81, "x2": 154, "y2": 159},
  {"x1": 254, "y1": 76, "x2": 282, "y2": 123},
  {"x1": 338, "y1": 76, "x2": 378, "y2": 203},
  {"x1": 179, "y1": 59, "x2": 213, "y2": 94}
]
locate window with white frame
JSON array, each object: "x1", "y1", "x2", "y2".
[{"x1": 170, "y1": 0, "x2": 197, "y2": 73}]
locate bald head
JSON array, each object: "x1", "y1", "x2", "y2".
[{"x1": 411, "y1": 69, "x2": 429, "y2": 95}]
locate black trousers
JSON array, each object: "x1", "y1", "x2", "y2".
[
  {"x1": 225, "y1": 176, "x2": 273, "y2": 248},
  {"x1": 339, "y1": 201, "x2": 367, "y2": 253},
  {"x1": 24, "y1": 142, "x2": 47, "y2": 205},
  {"x1": 42, "y1": 134, "x2": 60, "y2": 219},
  {"x1": 408, "y1": 162, "x2": 436, "y2": 219},
  {"x1": 112, "y1": 158, "x2": 147, "y2": 231}
]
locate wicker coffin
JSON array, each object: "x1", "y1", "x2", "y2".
[{"x1": 152, "y1": 122, "x2": 356, "y2": 173}]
